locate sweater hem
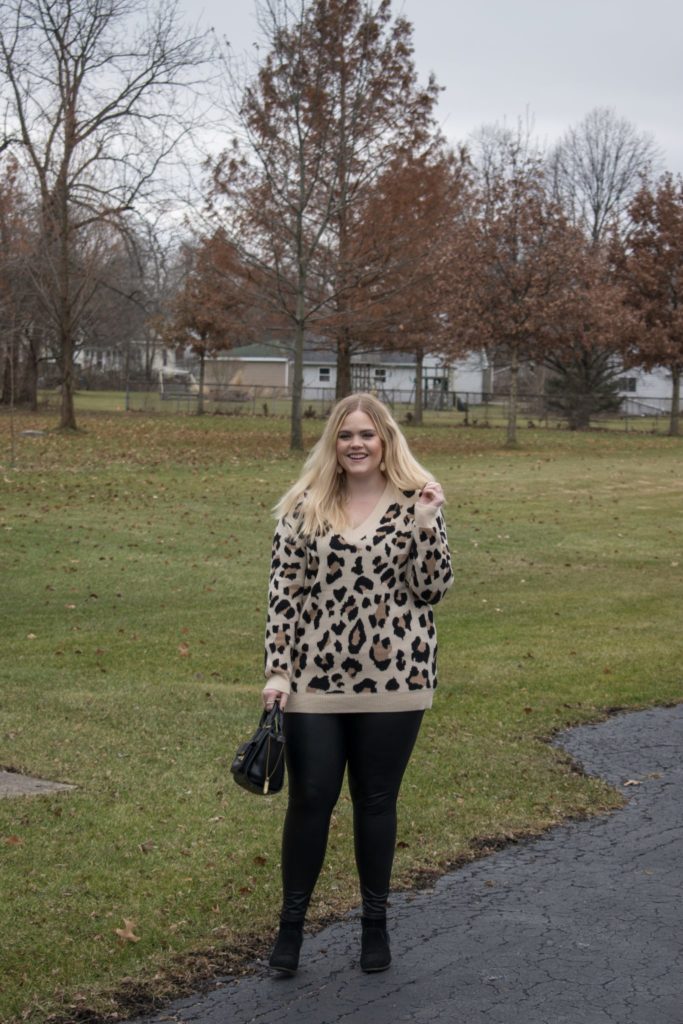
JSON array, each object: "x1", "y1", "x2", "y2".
[{"x1": 283, "y1": 690, "x2": 434, "y2": 713}]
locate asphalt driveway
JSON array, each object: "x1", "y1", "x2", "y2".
[{"x1": 130, "y1": 703, "x2": 683, "y2": 1024}]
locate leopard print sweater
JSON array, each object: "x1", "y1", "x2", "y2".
[{"x1": 264, "y1": 483, "x2": 453, "y2": 712}]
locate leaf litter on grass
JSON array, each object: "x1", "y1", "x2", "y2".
[{"x1": 0, "y1": 409, "x2": 682, "y2": 1024}]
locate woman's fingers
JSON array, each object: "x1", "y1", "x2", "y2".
[
  {"x1": 418, "y1": 481, "x2": 444, "y2": 508},
  {"x1": 262, "y1": 687, "x2": 287, "y2": 710}
]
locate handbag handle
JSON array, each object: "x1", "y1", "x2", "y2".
[
  {"x1": 260, "y1": 702, "x2": 284, "y2": 795},
  {"x1": 261, "y1": 702, "x2": 284, "y2": 734}
]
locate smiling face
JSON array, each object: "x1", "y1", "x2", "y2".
[{"x1": 336, "y1": 409, "x2": 384, "y2": 482}]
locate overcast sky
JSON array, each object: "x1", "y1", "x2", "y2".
[{"x1": 184, "y1": 0, "x2": 682, "y2": 174}]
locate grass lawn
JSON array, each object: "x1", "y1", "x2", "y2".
[{"x1": 0, "y1": 409, "x2": 681, "y2": 1024}]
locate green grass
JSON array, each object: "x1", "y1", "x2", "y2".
[{"x1": 0, "y1": 410, "x2": 681, "y2": 1023}]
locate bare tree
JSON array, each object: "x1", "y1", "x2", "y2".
[
  {"x1": 121, "y1": 217, "x2": 186, "y2": 385},
  {"x1": 448, "y1": 121, "x2": 582, "y2": 445},
  {"x1": 549, "y1": 107, "x2": 658, "y2": 245},
  {"x1": 0, "y1": 0, "x2": 210, "y2": 429},
  {"x1": 543, "y1": 108, "x2": 658, "y2": 425}
]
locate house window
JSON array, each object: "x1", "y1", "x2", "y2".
[
  {"x1": 618, "y1": 377, "x2": 637, "y2": 393},
  {"x1": 374, "y1": 368, "x2": 386, "y2": 383},
  {"x1": 319, "y1": 367, "x2": 330, "y2": 382}
]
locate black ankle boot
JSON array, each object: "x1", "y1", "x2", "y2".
[
  {"x1": 269, "y1": 919, "x2": 304, "y2": 975},
  {"x1": 360, "y1": 916, "x2": 391, "y2": 973}
]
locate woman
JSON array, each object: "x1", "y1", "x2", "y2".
[{"x1": 262, "y1": 393, "x2": 453, "y2": 975}]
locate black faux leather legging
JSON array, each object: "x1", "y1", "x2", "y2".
[{"x1": 280, "y1": 710, "x2": 424, "y2": 921}]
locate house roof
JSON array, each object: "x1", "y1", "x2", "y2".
[
  {"x1": 222, "y1": 342, "x2": 289, "y2": 360},
  {"x1": 215, "y1": 340, "x2": 440, "y2": 368}
]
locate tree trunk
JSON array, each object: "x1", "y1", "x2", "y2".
[
  {"x1": 124, "y1": 335, "x2": 131, "y2": 412},
  {"x1": 572, "y1": 351, "x2": 592, "y2": 429},
  {"x1": 336, "y1": 329, "x2": 352, "y2": 399},
  {"x1": 413, "y1": 349, "x2": 424, "y2": 425},
  {"x1": 145, "y1": 329, "x2": 156, "y2": 384},
  {"x1": 291, "y1": 318, "x2": 304, "y2": 451},
  {"x1": 669, "y1": 367, "x2": 681, "y2": 437},
  {"x1": 18, "y1": 341, "x2": 39, "y2": 410},
  {"x1": 5, "y1": 329, "x2": 17, "y2": 467},
  {"x1": 482, "y1": 351, "x2": 493, "y2": 400},
  {"x1": 1, "y1": 338, "x2": 13, "y2": 404},
  {"x1": 59, "y1": 330, "x2": 78, "y2": 430},
  {"x1": 506, "y1": 349, "x2": 518, "y2": 446},
  {"x1": 55, "y1": 182, "x2": 78, "y2": 430},
  {"x1": 567, "y1": 389, "x2": 590, "y2": 430},
  {"x1": 197, "y1": 348, "x2": 206, "y2": 415}
]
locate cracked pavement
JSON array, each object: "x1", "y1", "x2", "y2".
[{"x1": 130, "y1": 704, "x2": 683, "y2": 1024}]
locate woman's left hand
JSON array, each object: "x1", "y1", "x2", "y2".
[{"x1": 417, "y1": 481, "x2": 445, "y2": 509}]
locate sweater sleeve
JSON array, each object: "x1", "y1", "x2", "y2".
[
  {"x1": 263, "y1": 516, "x2": 307, "y2": 694},
  {"x1": 407, "y1": 503, "x2": 454, "y2": 605}
]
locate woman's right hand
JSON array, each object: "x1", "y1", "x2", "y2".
[{"x1": 262, "y1": 687, "x2": 288, "y2": 711}]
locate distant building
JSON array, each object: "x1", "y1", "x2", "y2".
[
  {"x1": 76, "y1": 338, "x2": 178, "y2": 376},
  {"x1": 616, "y1": 366, "x2": 681, "y2": 415},
  {"x1": 203, "y1": 343, "x2": 290, "y2": 392},
  {"x1": 204, "y1": 341, "x2": 490, "y2": 403}
]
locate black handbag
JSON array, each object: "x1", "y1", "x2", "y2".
[{"x1": 231, "y1": 704, "x2": 286, "y2": 795}]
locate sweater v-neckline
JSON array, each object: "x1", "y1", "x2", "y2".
[{"x1": 339, "y1": 480, "x2": 394, "y2": 543}]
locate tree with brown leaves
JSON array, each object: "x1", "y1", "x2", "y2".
[
  {"x1": 617, "y1": 173, "x2": 683, "y2": 436},
  {"x1": 543, "y1": 245, "x2": 631, "y2": 430},
  {"x1": 164, "y1": 233, "x2": 254, "y2": 413},
  {"x1": 323, "y1": 144, "x2": 469, "y2": 423},
  {"x1": 210, "y1": 0, "x2": 440, "y2": 449}
]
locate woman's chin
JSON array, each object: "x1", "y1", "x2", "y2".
[{"x1": 344, "y1": 463, "x2": 383, "y2": 479}]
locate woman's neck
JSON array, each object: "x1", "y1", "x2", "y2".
[{"x1": 343, "y1": 472, "x2": 387, "y2": 501}]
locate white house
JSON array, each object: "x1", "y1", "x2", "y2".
[
  {"x1": 617, "y1": 366, "x2": 681, "y2": 414},
  {"x1": 198, "y1": 340, "x2": 682, "y2": 414},
  {"x1": 302, "y1": 348, "x2": 489, "y2": 402},
  {"x1": 76, "y1": 337, "x2": 178, "y2": 376},
  {"x1": 204, "y1": 342, "x2": 488, "y2": 403}
]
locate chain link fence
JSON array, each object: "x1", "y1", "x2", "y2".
[{"x1": 33, "y1": 381, "x2": 680, "y2": 433}]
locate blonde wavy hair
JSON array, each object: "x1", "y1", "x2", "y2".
[{"x1": 275, "y1": 393, "x2": 433, "y2": 537}]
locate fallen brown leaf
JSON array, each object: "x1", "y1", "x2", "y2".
[{"x1": 114, "y1": 918, "x2": 140, "y2": 943}]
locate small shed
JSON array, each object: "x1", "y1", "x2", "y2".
[{"x1": 204, "y1": 344, "x2": 289, "y2": 394}]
